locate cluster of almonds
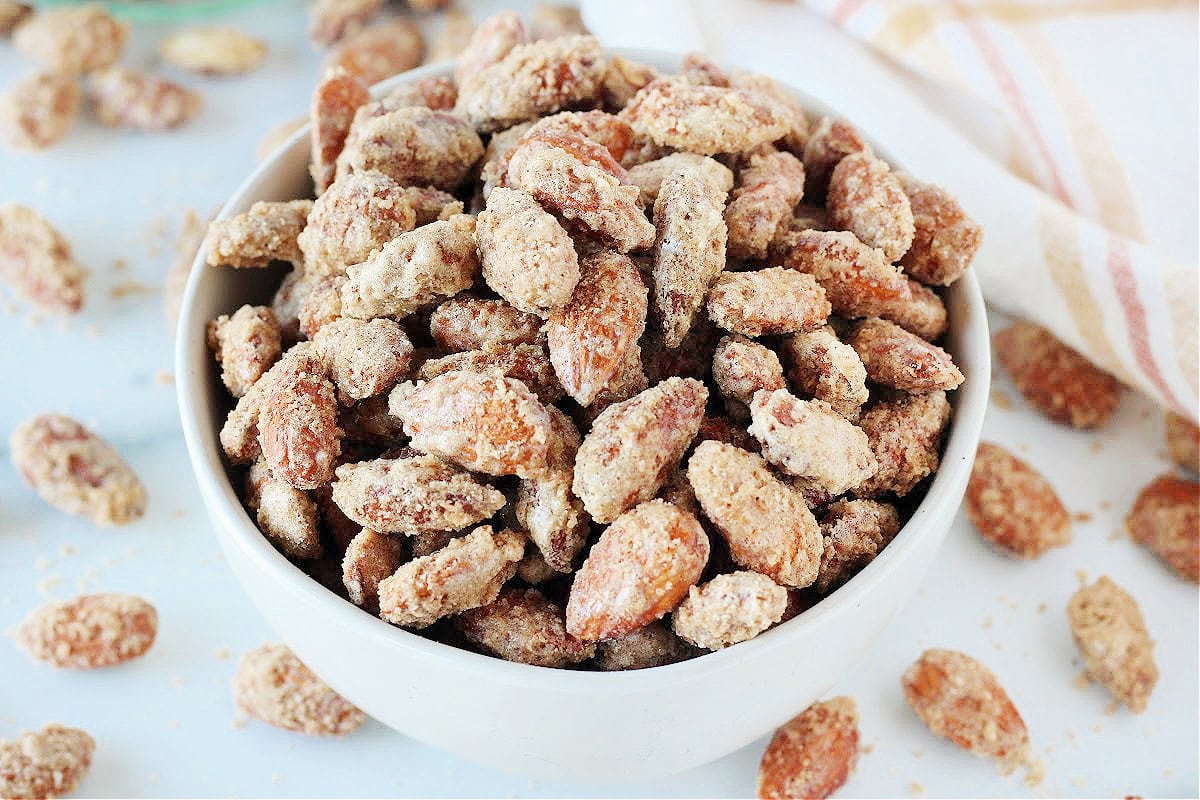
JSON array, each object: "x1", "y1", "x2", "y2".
[
  {"x1": 205, "y1": 20, "x2": 976, "y2": 675},
  {"x1": 0, "y1": 3, "x2": 277, "y2": 150},
  {"x1": 2, "y1": 5, "x2": 1197, "y2": 800}
]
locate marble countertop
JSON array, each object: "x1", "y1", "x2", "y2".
[{"x1": 0, "y1": 2, "x2": 1195, "y2": 797}]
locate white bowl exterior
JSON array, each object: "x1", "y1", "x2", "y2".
[{"x1": 177, "y1": 52, "x2": 991, "y2": 782}]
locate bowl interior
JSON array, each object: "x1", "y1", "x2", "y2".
[{"x1": 175, "y1": 50, "x2": 991, "y2": 690}]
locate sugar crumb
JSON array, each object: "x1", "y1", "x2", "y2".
[
  {"x1": 215, "y1": 646, "x2": 231, "y2": 660},
  {"x1": 1074, "y1": 569, "x2": 1088, "y2": 586},
  {"x1": 34, "y1": 556, "x2": 51, "y2": 571},
  {"x1": 1073, "y1": 671, "x2": 1091, "y2": 689},
  {"x1": 990, "y1": 389, "x2": 1013, "y2": 409},
  {"x1": 981, "y1": 614, "x2": 993, "y2": 629},
  {"x1": 1037, "y1": 602, "x2": 1047, "y2": 613},
  {"x1": 1090, "y1": 439, "x2": 1104, "y2": 454},
  {"x1": 58, "y1": 544, "x2": 77, "y2": 557},
  {"x1": 1073, "y1": 511, "x2": 1093, "y2": 523},
  {"x1": 36, "y1": 574, "x2": 62, "y2": 594},
  {"x1": 154, "y1": 371, "x2": 175, "y2": 385},
  {"x1": 909, "y1": 782, "x2": 925, "y2": 795},
  {"x1": 111, "y1": 281, "x2": 158, "y2": 299}
]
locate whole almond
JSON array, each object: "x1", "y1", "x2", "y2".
[
  {"x1": 16, "y1": 593, "x2": 157, "y2": 669},
  {"x1": 758, "y1": 697, "x2": 860, "y2": 799}
]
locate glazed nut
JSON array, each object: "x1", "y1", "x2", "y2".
[
  {"x1": 17, "y1": 594, "x2": 157, "y2": 669},
  {"x1": 671, "y1": 571, "x2": 787, "y2": 650},
  {"x1": 0, "y1": 724, "x2": 95, "y2": 800},
  {"x1": 0, "y1": 71, "x2": 81, "y2": 150},
  {"x1": 1067, "y1": 576, "x2": 1158, "y2": 713},
  {"x1": 233, "y1": 643, "x2": 366, "y2": 735},
  {"x1": 1125, "y1": 473, "x2": 1199, "y2": 582},
  {"x1": 965, "y1": 442, "x2": 1071, "y2": 558},
  {"x1": 758, "y1": 697, "x2": 860, "y2": 800},
  {"x1": 10, "y1": 413, "x2": 146, "y2": 526},
  {"x1": 161, "y1": 27, "x2": 267, "y2": 76}
]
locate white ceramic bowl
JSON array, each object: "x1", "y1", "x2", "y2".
[{"x1": 176, "y1": 50, "x2": 991, "y2": 783}]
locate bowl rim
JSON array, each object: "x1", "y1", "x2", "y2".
[{"x1": 176, "y1": 48, "x2": 992, "y2": 692}]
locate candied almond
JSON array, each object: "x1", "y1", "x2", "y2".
[
  {"x1": 902, "y1": 649, "x2": 1029, "y2": 770},
  {"x1": 653, "y1": 167, "x2": 730, "y2": 347},
  {"x1": 331, "y1": 453, "x2": 505, "y2": 534},
  {"x1": 620, "y1": 79, "x2": 791, "y2": 156},
  {"x1": 1165, "y1": 411, "x2": 1200, "y2": 472},
  {"x1": 712, "y1": 335, "x2": 786, "y2": 407},
  {"x1": 310, "y1": 67, "x2": 369, "y2": 193},
  {"x1": 0, "y1": 203, "x2": 85, "y2": 314},
  {"x1": 530, "y1": 4, "x2": 589, "y2": 41},
  {"x1": 340, "y1": 214, "x2": 479, "y2": 319},
  {"x1": 815, "y1": 499, "x2": 900, "y2": 593},
  {"x1": 233, "y1": 643, "x2": 366, "y2": 735},
  {"x1": 245, "y1": 460, "x2": 322, "y2": 559},
  {"x1": 455, "y1": 588, "x2": 594, "y2": 667},
  {"x1": 416, "y1": 341, "x2": 563, "y2": 405},
  {"x1": 207, "y1": 304, "x2": 282, "y2": 398},
  {"x1": 994, "y1": 321, "x2": 1122, "y2": 429},
  {"x1": 14, "y1": 4, "x2": 126, "y2": 73},
  {"x1": 0, "y1": 724, "x2": 94, "y2": 800},
  {"x1": 314, "y1": 317, "x2": 413, "y2": 402},
  {"x1": 707, "y1": 267, "x2": 830, "y2": 338},
  {"x1": 671, "y1": 571, "x2": 787, "y2": 650},
  {"x1": 89, "y1": 67, "x2": 202, "y2": 130},
  {"x1": 342, "y1": 529, "x2": 404, "y2": 609},
  {"x1": 307, "y1": 0, "x2": 382, "y2": 46},
  {"x1": 297, "y1": 169, "x2": 418, "y2": 277},
  {"x1": 429, "y1": 296, "x2": 542, "y2": 352},
  {"x1": 849, "y1": 317, "x2": 963, "y2": 393},
  {"x1": 376, "y1": 76, "x2": 458, "y2": 114},
  {"x1": 802, "y1": 116, "x2": 869, "y2": 202},
  {"x1": 11, "y1": 413, "x2": 146, "y2": 526},
  {"x1": 453, "y1": 11, "x2": 526, "y2": 86},
  {"x1": 258, "y1": 351, "x2": 341, "y2": 490},
  {"x1": 687, "y1": 441, "x2": 822, "y2": 588},
  {"x1": 506, "y1": 131, "x2": 655, "y2": 253},
  {"x1": 757, "y1": 697, "x2": 859, "y2": 800},
  {"x1": 828, "y1": 152, "x2": 914, "y2": 263},
  {"x1": 566, "y1": 499, "x2": 709, "y2": 641},
  {"x1": 378, "y1": 526, "x2": 525, "y2": 628},
  {"x1": 0, "y1": 71, "x2": 80, "y2": 150},
  {"x1": 728, "y1": 69, "x2": 811, "y2": 154},
  {"x1": 773, "y1": 228, "x2": 911, "y2": 320},
  {"x1": 878, "y1": 279, "x2": 948, "y2": 342},
  {"x1": 749, "y1": 389, "x2": 876, "y2": 497},
  {"x1": 725, "y1": 150, "x2": 806, "y2": 261},
  {"x1": 390, "y1": 370, "x2": 554, "y2": 478},
  {"x1": 601, "y1": 54, "x2": 660, "y2": 111},
  {"x1": 965, "y1": 443, "x2": 1070, "y2": 559},
  {"x1": 298, "y1": 275, "x2": 346, "y2": 339},
  {"x1": 1067, "y1": 576, "x2": 1158, "y2": 713},
  {"x1": 574, "y1": 377, "x2": 708, "y2": 523},
  {"x1": 324, "y1": 19, "x2": 423, "y2": 87},
  {"x1": 898, "y1": 173, "x2": 981, "y2": 286},
  {"x1": 1125, "y1": 474, "x2": 1199, "y2": 582},
  {"x1": 455, "y1": 34, "x2": 605, "y2": 132},
  {"x1": 204, "y1": 200, "x2": 311, "y2": 268},
  {"x1": 478, "y1": 187, "x2": 580, "y2": 317},
  {"x1": 855, "y1": 390, "x2": 951, "y2": 498},
  {"x1": 161, "y1": 27, "x2": 266, "y2": 76},
  {"x1": 17, "y1": 593, "x2": 157, "y2": 669},
  {"x1": 628, "y1": 152, "x2": 733, "y2": 207},
  {"x1": 516, "y1": 470, "x2": 589, "y2": 572},
  {"x1": 522, "y1": 109, "x2": 635, "y2": 165},
  {"x1": 594, "y1": 621, "x2": 696, "y2": 670},
  {"x1": 547, "y1": 250, "x2": 648, "y2": 406},
  {"x1": 219, "y1": 343, "x2": 323, "y2": 465},
  {"x1": 336, "y1": 106, "x2": 483, "y2": 192},
  {"x1": 781, "y1": 327, "x2": 868, "y2": 420},
  {"x1": 427, "y1": 8, "x2": 475, "y2": 63}
]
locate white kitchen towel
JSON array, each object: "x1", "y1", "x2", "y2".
[{"x1": 580, "y1": 0, "x2": 1199, "y2": 419}]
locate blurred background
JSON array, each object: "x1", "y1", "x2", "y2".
[{"x1": 0, "y1": 1, "x2": 1195, "y2": 797}]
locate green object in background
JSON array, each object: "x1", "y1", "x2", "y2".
[{"x1": 36, "y1": 0, "x2": 273, "y2": 23}]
